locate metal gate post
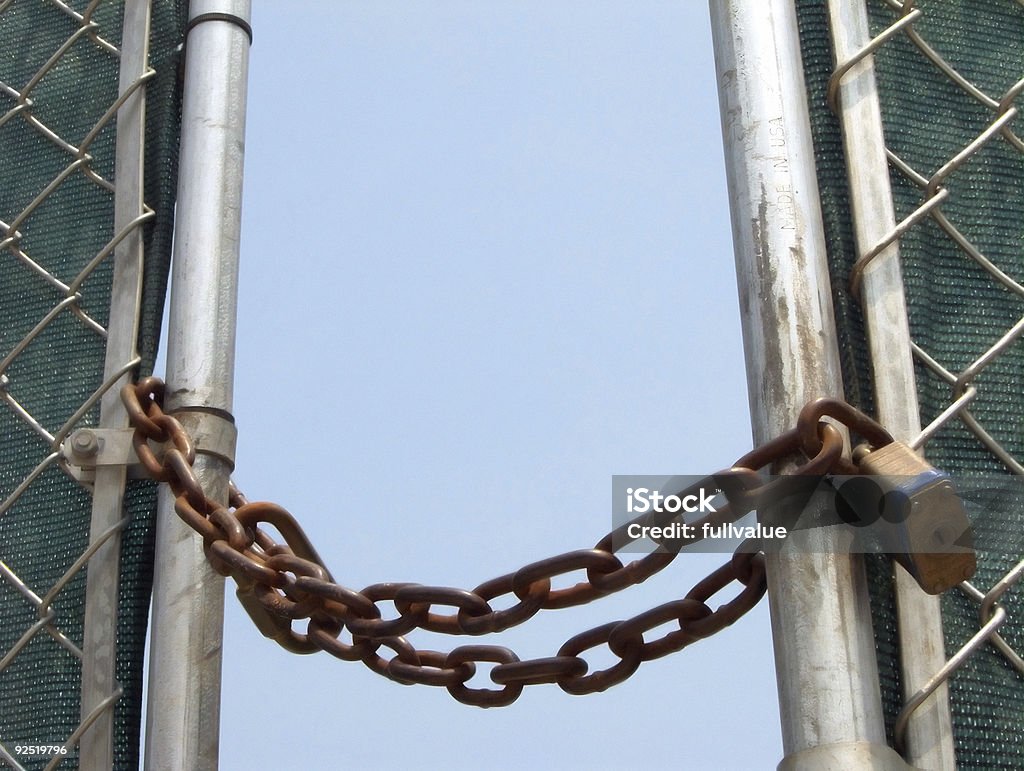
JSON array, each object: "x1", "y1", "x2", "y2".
[
  {"x1": 79, "y1": 2, "x2": 153, "y2": 767},
  {"x1": 143, "y1": 2, "x2": 252, "y2": 769},
  {"x1": 709, "y1": 1, "x2": 908, "y2": 767},
  {"x1": 824, "y1": 2, "x2": 955, "y2": 767}
]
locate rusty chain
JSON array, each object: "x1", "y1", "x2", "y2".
[{"x1": 121, "y1": 376, "x2": 894, "y2": 707}]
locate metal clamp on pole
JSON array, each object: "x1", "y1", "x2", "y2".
[
  {"x1": 63, "y1": 428, "x2": 140, "y2": 484},
  {"x1": 184, "y1": 12, "x2": 253, "y2": 44},
  {"x1": 170, "y1": 409, "x2": 238, "y2": 471},
  {"x1": 62, "y1": 411, "x2": 237, "y2": 485}
]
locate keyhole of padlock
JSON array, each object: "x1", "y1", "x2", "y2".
[
  {"x1": 835, "y1": 476, "x2": 913, "y2": 528},
  {"x1": 931, "y1": 524, "x2": 955, "y2": 548}
]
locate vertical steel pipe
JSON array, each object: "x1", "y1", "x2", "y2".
[
  {"x1": 709, "y1": 1, "x2": 909, "y2": 767},
  {"x1": 824, "y1": 2, "x2": 955, "y2": 767},
  {"x1": 79, "y1": 1, "x2": 151, "y2": 767},
  {"x1": 144, "y1": 2, "x2": 251, "y2": 769}
]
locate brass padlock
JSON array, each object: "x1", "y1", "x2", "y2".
[{"x1": 854, "y1": 441, "x2": 976, "y2": 594}]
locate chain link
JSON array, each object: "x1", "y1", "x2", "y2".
[{"x1": 121, "y1": 377, "x2": 890, "y2": 705}]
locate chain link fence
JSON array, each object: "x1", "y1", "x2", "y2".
[
  {"x1": 797, "y1": 0, "x2": 1023, "y2": 766},
  {"x1": 0, "y1": 1, "x2": 184, "y2": 768},
  {"x1": 3, "y1": 1, "x2": 1018, "y2": 768}
]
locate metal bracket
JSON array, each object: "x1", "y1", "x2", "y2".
[
  {"x1": 62, "y1": 428, "x2": 142, "y2": 485},
  {"x1": 171, "y1": 409, "x2": 238, "y2": 470},
  {"x1": 62, "y1": 412, "x2": 237, "y2": 485}
]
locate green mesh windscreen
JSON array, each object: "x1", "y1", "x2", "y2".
[
  {"x1": 0, "y1": 1, "x2": 186, "y2": 767},
  {"x1": 795, "y1": 0, "x2": 1024, "y2": 767}
]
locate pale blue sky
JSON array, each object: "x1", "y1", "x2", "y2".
[{"x1": 220, "y1": 2, "x2": 780, "y2": 768}]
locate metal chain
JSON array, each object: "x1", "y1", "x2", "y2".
[{"x1": 121, "y1": 377, "x2": 893, "y2": 706}]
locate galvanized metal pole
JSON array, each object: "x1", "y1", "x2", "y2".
[
  {"x1": 79, "y1": 1, "x2": 152, "y2": 767},
  {"x1": 824, "y1": 2, "x2": 956, "y2": 767},
  {"x1": 144, "y1": 2, "x2": 251, "y2": 769},
  {"x1": 709, "y1": 1, "x2": 909, "y2": 768}
]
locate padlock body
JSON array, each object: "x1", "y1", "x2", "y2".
[{"x1": 857, "y1": 441, "x2": 976, "y2": 594}]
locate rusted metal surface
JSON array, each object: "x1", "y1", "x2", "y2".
[{"x1": 119, "y1": 375, "x2": 942, "y2": 706}]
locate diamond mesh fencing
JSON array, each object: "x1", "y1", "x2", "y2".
[
  {"x1": 0, "y1": 1, "x2": 185, "y2": 768},
  {"x1": 796, "y1": 0, "x2": 1023, "y2": 766}
]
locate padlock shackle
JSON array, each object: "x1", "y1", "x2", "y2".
[{"x1": 797, "y1": 398, "x2": 895, "y2": 459}]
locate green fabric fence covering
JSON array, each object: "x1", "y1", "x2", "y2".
[{"x1": 0, "y1": 1, "x2": 186, "y2": 767}]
